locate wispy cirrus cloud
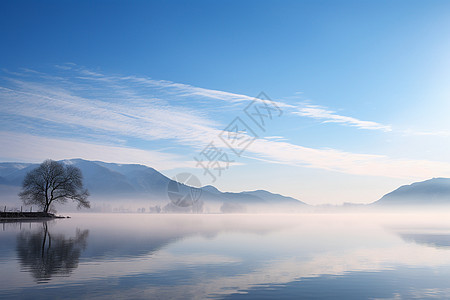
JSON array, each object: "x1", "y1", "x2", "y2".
[
  {"x1": 248, "y1": 138, "x2": 450, "y2": 180},
  {"x1": 1, "y1": 66, "x2": 449, "y2": 180},
  {"x1": 87, "y1": 72, "x2": 294, "y2": 109},
  {"x1": 0, "y1": 79, "x2": 219, "y2": 147},
  {"x1": 0, "y1": 132, "x2": 192, "y2": 171},
  {"x1": 294, "y1": 104, "x2": 392, "y2": 132}
]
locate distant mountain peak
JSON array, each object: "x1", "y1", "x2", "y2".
[
  {"x1": 373, "y1": 177, "x2": 450, "y2": 206},
  {"x1": 202, "y1": 185, "x2": 221, "y2": 194},
  {"x1": 0, "y1": 159, "x2": 308, "y2": 212}
]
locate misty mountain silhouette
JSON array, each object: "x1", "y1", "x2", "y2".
[
  {"x1": 373, "y1": 178, "x2": 450, "y2": 206},
  {"x1": 0, "y1": 159, "x2": 306, "y2": 209}
]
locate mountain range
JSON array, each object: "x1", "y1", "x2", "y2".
[
  {"x1": 372, "y1": 177, "x2": 450, "y2": 206},
  {"x1": 0, "y1": 159, "x2": 307, "y2": 212},
  {"x1": 1, "y1": 159, "x2": 450, "y2": 212}
]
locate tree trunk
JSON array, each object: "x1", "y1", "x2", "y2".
[{"x1": 41, "y1": 223, "x2": 48, "y2": 258}]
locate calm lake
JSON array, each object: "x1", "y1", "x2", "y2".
[{"x1": 2, "y1": 213, "x2": 450, "y2": 299}]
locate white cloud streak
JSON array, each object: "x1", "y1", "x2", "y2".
[
  {"x1": 0, "y1": 81, "x2": 219, "y2": 147},
  {"x1": 0, "y1": 132, "x2": 192, "y2": 171},
  {"x1": 247, "y1": 138, "x2": 450, "y2": 180},
  {"x1": 1, "y1": 66, "x2": 449, "y2": 180},
  {"x1": 294, "y1": 104, "x2": 392, "y2": 132}
]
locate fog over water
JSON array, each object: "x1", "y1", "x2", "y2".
[{"x1": 2, "y1": 212, "x2": 450, "y2": 299}]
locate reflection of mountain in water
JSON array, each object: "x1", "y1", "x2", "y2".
[
  {"x1": 77, "y1": 215, "x2": 298, "y2": 261},
  {"x1": 399, "y1": 233, "x2": 450, "y2": 249},
  {"x1": 16, "y1": 222, "x2": 89, "y2": 283}
]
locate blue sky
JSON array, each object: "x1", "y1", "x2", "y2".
[{"x1": 1, "y1": 0, "x2": 450, "y2": 204}]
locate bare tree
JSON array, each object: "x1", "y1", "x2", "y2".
[{"x1": 19, "y1": 159, "x2": 90, "y2": 213}]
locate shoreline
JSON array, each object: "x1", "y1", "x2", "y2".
[{"x1": 0, "y1": 212, "x2": 67, "y2": 222}]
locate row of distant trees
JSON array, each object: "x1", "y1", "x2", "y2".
[{"x1": 19, "y1": 160, "x2": 90, "y2": 213}]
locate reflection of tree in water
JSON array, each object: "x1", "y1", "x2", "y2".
[{"x1": 16, "y1": 222, "x2": 89, "y2": 283}]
